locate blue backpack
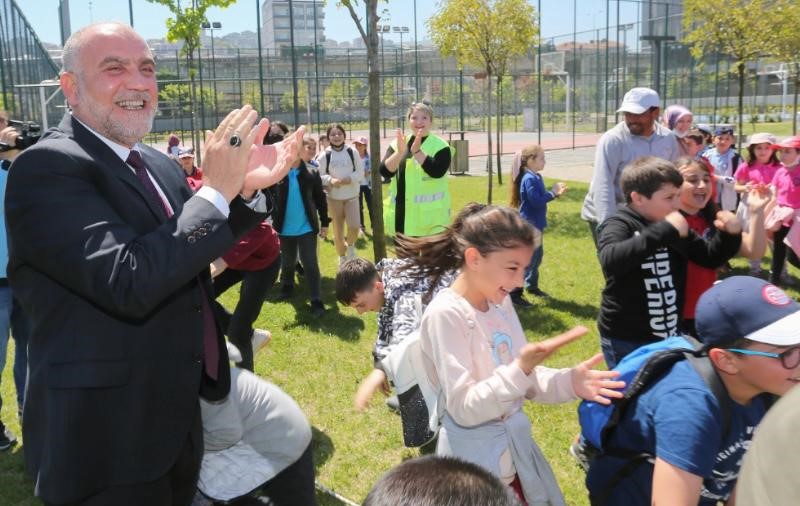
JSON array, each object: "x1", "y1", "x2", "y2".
[{"x1": 577, "y1": 335, "x2": 732, "y2": 504}]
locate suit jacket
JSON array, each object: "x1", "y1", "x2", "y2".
[{"x1": 5, "y1": 114, "x2": 268, "y2": 503}]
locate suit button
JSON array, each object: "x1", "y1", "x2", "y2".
[
  {"x1": 188, "y1": 236, "x2": 196, "y2": 244},
  {"x1": 203, "y1": 222, "x2": 212, "y2": 228}
]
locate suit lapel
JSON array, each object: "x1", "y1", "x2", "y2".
[
  {"x1": 63, "y1": 115, "x2": 169, "y2": 222},
  {"x1": 139, "y1": 147, "x2": 185, "y2": 216}
]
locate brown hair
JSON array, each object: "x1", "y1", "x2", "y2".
[
  {"x1": 509, "y1": 145, "x2": 544, "y2": 209},
  {"x1": 394, "y1": 203, "x2": 540, "y2": 303},
  {"x1": 620, "y1": 156, "x2": 683, "y2": 203}
]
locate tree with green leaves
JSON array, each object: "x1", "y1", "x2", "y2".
[
  {"x1": 771, "y1": 0, "x2": 800, "y2": 134},
  {"x1": 338, "y1": 0, "x2": 386, "y2": 260},
  {"x1": 683, "y1": 0, "x2": 782, "y2": 142},
  {"x1": 146, "y1": 0, "x2": 236, "y2": 162},
  {"x1": 429, "y1": 0, "x2": 537, "y2": 202}
]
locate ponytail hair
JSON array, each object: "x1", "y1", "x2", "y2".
[
  {"x1": 509, "y1": 145, "x2": 544, "y2": 209},
  {"x1": 394, "y1": 203, "x2": 538, "y2": 303}
]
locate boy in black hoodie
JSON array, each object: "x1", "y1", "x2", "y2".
[{"x1": 597, "y1": 156, "x2": 742, "y2": 367}]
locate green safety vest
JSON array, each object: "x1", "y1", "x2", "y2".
[{"x1": 384, "y1": 134, "x2": 453, "y2": 237}]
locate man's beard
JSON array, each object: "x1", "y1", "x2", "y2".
[{"x1": 75, "y1": 82, "x2": 157, "y2": 146}]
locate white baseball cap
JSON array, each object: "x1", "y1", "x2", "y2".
[{"x1": 617, "y1": 87, "x2": 661, "y2": 114}]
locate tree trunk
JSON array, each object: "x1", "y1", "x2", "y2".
[
  {"x1": 365, "y1": 2, "x2": 386, "y2": 261},
  {"x1": 496, "y1": 75, "x2": 503, "y2": 186},
  {"x1": 486, "y1": 71, "x2": 493, "y2": 204},
  {"x1": 737, "y1": 63, "x2": 745, "y2": 146}
]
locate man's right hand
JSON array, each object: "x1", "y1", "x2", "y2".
[{"x1": 202, "y1": 105, "x2": 268, "y2": 202}]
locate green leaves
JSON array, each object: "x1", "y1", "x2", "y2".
[{"x1": 145, "y1": 0, "x2": 237, "y2": 58}]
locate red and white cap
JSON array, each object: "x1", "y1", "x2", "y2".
[{"x1": 771, "y1": 136, "x2": 800, "y2": 150}]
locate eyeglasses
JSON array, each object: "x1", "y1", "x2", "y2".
[{"x1": 727, "y1": 346, "x2": 800, "y2": 369}]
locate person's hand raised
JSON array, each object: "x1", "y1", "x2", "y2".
[
  {"x1": 516, "y1": 326, "x2": 588, "y2": 375},
  {"x1": 664, "y1": 211, "x2": 689, "y2": 237},
  {"x1": 202, "y1": 105, "x2": 266, "y2": 202},
  {"x1": 410, "y1": 128, "x2": 424, "y2": 154},
  {"x1": 570, "y1": 354, "x2": 625, "y2": 405},
  {"x1": 714, "y1": 210, "x2": 743, "y2": 235},
  {"x1": 242, "y1": 124, "x2": 306, "y2": 195},
  {"x1": 395, "y1": 129, "x2": 407, "y2": 155}
]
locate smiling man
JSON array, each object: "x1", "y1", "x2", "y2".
[
  {"x1": 581, "y1": 87, "x2": 680, "y2": 243},
  {"x1": 5, "y1": 22, "x2": 277, "y2": 505}
]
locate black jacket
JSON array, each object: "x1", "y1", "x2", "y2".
[
  {"x1": 597, "y1": 206, "x2": 741, "y2": 343},
  {"x1": 270, "y1": 161, "x2": 330, "y2": 235}
]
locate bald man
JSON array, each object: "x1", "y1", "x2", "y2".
[{"x1": 5, "y1": 22, "x2": 290, "y2": 505}]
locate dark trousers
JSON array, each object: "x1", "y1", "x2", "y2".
[
  {"x1": 358, "y1": 185, "x2": 374, "y2": 230},
  {"x1": 212, "y1": 256, "x2": 281, "y2": 371},
  {"x1": 46, "y1": 411, "x2": 203, "y2": 506},
  {"x1": 279, "y1": 233, "x2": 321, "y2": 301},
  {"x1": 770, "y1": 225, "x2": 800, "y2": 285}
]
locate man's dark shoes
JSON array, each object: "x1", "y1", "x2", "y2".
[
  {"x1": 309, "y1": 299, "x2": 325, "y2": 318},
  {"x1": 510, "y1": 290, "x2": 533, "y2": 308},
  {"x1": 527, "y1": 287, "x2": 549, "y2": 298},
  {"x1": 0, "y1": 421, "x2": 17, "y2": 451}
]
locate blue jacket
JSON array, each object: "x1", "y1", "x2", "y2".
[{"x1": 519, "y1": 170, "x2": 554, "y2": 231}]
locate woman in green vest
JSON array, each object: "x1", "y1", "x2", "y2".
[{"x1": 379, "y1": 102, "x2": 453, "y2": 237}]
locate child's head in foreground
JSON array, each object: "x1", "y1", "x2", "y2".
[
  {"x1": 621, "y1": 156, "x2": 683, "y2": 222},
  {"x1": 336, "y1": 258, "x2": 384, "y2": 314},
  {"x1": 362, "y1": 455, "x2": 522, "y2": 506}
]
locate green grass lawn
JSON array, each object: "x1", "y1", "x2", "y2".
[{"x1": 0, "y1": 174, "x2": 787, "y2": 505}]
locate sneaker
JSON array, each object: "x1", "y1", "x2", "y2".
[
  {"x1": 748, "y1": 259, "x2": 763, "y2": 276},
  {"x1": 251, "y1": 328, "x2": 272, "y2": 356},
  {"x1": 0, "y1": 422, "x2": 17, "y2": 451},
  {"x1": 309, "y1": 299, "x2": 325, "y2": 318},
  {"x1": 510, "y1": 292, "x2": 533, "y2": 308},
  {"x1": 338, "y1": 256, "x2": 347, "y2": 267},
  {"x1": 569, "y1": 439, "x2": 592, "y2": 473},
  {"x1": 346, "y1": 245, "x2": 356, "y2": 260},
  {"x1": 275, "y1": 285, "x2": 293, "y2": 301},
  {"x1": 527, "y1": 287, "x2": 550, "y2": 298},
  {"x1": 385, "y1": 395, "x2": 400, "y2": 412}
]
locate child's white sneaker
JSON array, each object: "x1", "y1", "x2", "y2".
[
  {"x1": 338, "y1": 255, "x2": 347, "y2": 267},
  {"x1": 251, "y1": 328, "x2": 272, "y2": 356},
  {"x1": 346, "y1": 245, "x2": 356, "y2": 260}
]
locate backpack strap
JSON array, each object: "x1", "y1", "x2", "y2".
[
  {"x1": 347, "y1": 146, "x2": 356, "y2": 172},
  {"x1": 324, "y1": 147, "x2": 357, "y2": 174}
]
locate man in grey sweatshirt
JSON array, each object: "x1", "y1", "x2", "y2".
[{"x1": 581, "y1": 87, "x2": 680, "y2": 243}]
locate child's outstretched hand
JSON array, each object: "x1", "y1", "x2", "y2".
[
  {"x1": 354, "y1": 369, "x2": 391, "y2": 411},
  {"x1": 571, "y1": 353, "x2": 625, "y2": 405},
  {"x1": 714, "y1": 210, "x2": 743, "y2": 235},
  {"x1": 395, "y1": 129, "x2": 407, "y2": 155},
  {"x1": 664, "y1": 211, "x2": 689, "y2": 237},
  {"x1": 517, "y1": 326, "x2": 588, "y2": 375}
]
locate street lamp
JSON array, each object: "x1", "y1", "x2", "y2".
[{"x1": 201, "y1": 21, "x2": 222, "y2": 119}]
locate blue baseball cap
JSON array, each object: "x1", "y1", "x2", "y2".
[
  {"x1": 714, "y1": 125, "x2": 735, "y2": 136},
  {"x1": 696, "y1": 276, "x2": 800, "y2": 348}
]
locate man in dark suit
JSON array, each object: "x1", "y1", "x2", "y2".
[{"x1": 5, "y1": 22, "x2": 295, "y2": 505}]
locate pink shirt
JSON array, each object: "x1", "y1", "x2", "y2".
[
  {"x1": 734, "y1": 160, "x2": 780, "y2": 186},
  {"x1": 772, "y1": 165, "x2": 800, "y2": 209}
]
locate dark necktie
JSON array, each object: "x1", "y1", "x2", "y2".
[{"x1": 126, "y1": 150, "x2": 219, "y2": 379}]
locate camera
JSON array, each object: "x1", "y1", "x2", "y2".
[{"x1": 0, "y1": 120, "x2": 42, "y2": 152}]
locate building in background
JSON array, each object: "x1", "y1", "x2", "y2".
[{"x1": 261, "y1": 0, "x2": 324, "y2": 51}]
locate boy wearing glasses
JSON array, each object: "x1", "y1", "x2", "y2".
[{"x1": 586, "y1": 276, "x2": 800, "y2": 505}]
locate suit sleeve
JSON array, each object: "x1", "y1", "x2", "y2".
[{"x1": 6, "y1": 145, "x2": 266, "y2": 319}]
